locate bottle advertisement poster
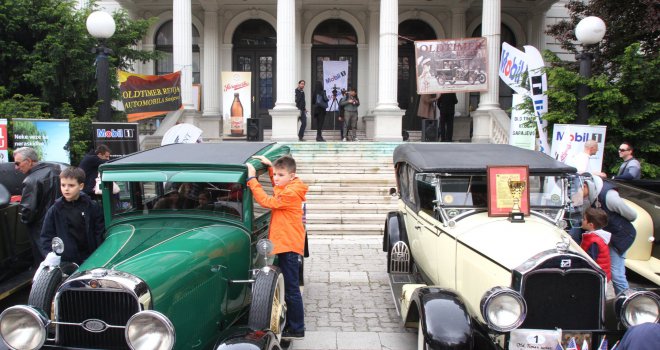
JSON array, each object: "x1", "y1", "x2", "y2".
[
  {"x1": 0, "y1": 119, "x2": 7, "y2": 163},
  {"x1": 221, "y1": 72, "x2": 252, "y2": 136}
]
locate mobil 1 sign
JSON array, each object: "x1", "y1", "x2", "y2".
[
  {"x1": 550, "y1": 124, "x2": 607, "y2": 173},
  {"x1": 92, "y1": 122, "x2": 139, "y2": 158}
]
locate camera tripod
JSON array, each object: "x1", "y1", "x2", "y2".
[{"x1": 328, "y1": 94, "x2": 341, "y2": 139}]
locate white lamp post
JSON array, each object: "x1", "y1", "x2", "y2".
[
  {"x1": 574, "y1": 16, "x2": 606, "y2": 124},
  {"x1": 86, "y1": 11, "x2": 116, "y2": 122}
]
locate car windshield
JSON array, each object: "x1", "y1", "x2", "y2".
[
  {"x1": 109, "y1": 181, "x2": 243, "y2": 220},
  {"x1": 416, "y1": 173, "x2": 569, "y2": 222}
]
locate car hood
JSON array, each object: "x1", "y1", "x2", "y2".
[
  {"x1": 454, "y1": 213, "x2": 583, "y2": 270},
  {"x1": 79, "y1": 217, "x2": 248, "y2": 273}
]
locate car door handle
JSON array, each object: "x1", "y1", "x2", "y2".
[{"x1": 414, "y1": 225, "x2": 421, "y2": 230}]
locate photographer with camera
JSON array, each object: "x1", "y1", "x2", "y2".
[
  {"x1": 340, "y1": 88, "x2": 360, "y2": 141},
  {"x1": 313, "y1": 82, "x2": 329, "y2": 142}
]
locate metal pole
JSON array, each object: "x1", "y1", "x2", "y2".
[
  {"x1": 575, "y1": 50, "x2": 592, "y2": 125},
  {"x1": 95, "y1": 42, "x2": 112, "y2": 122}
]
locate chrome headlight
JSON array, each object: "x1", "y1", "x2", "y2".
[
  {"x1": 125, "y1": 310, "x2": 175, "y2": 350},
  {"x1": 618, "y1": 290, "x2": 660, "y2": 328},
  {"x1": 0, "y1": 306, "x2": 48, "y2": 350},
  {"x1": 480, "y1": 287, "x2": 527, "y2": 332}
]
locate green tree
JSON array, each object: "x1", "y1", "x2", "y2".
[
  {"x1": 543, "y1": 0, "x2": 659, "y2": 178},
  {"x1": 0, "y1": 0, "x2": 158, "y2": 115}
]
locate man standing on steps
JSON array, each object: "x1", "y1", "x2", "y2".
[{"x1": 296, "y1": 80, "x2": 307, "y2": 141}]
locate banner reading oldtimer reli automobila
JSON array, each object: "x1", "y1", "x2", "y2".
[
  {"x1": 118, "y1": 70, "x2": 182, "y2": 122},
  {"x1": 415, "y1": 37, "x2": 488, "y2": 94}
]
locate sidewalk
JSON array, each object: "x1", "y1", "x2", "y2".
[{"x1": 292, "y1": 235, "x2": 416, "y2": 350}]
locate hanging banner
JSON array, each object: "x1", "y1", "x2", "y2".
[
  {"x1": 221, "y1": 71, "x2": 252, "y2": 136},
  {"x1": 524, "y1": 45, "x2": 548, "y2": 116},
  {"x1": 118, "y1": 70, "x2": 182, "y2": 122},
  {"x1": 13, "y1": 118, "x2": 70, "y2": 163},
  {"x1": 499, "y1": 42, "x2": 528, "y2": 95},
  {"x1": 415, "y1": 37, "x2": 488, "y2": 94},
  {"x1": 92, "y1": 122, "x2": 139, "y2": 159},
  {"x1": 509, "y1": 94, "x2": 536, "y2": 151},
  {"x1": 0, "y1": 119, "x2": 7, "y2": 163},
  {"x1": 550, "y1": 124, "x2": 607, "y2": 173},
  {"x1": 322, "y1": 61, "x2": 349, "y2": 112}
]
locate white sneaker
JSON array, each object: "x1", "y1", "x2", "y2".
[
  {"x1": 342, "y1": 138, "x2": 347, "y2": 142},
  {"x1": 354, "y1": 138, "x2": 359, "y2": 142}
]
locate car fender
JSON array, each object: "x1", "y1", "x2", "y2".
[
  {"x1": 407, "y1": 287, "x2": 497, "y2": 350},
  {"x1": 214, "y1": 326, "x2": 281, "y2": 350},
  {"x1": 383, "y1": 211, "x2": 412, "y2": 273}
]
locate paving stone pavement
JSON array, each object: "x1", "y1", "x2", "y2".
[{"x1": 291, "y1": 235, "x2": 416, "y2": 350}]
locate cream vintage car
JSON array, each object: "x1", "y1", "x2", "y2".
[{"x1": 383, "y1": 144, "x2": 659, "y2": 350}]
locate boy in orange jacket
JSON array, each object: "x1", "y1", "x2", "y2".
[{"x1": 246, "y1": 155, "x2": 308, "y2": 340}]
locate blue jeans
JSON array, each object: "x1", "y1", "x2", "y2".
[
  {"x1": 278, "y1": 252, "x2": 304, "y2": 332},
  {"x1": 609, "y1": 246, "x2": 629, "y2": 295},
  {"x1": 298, "y1": 110, "x2": 306, "y2": 140}
]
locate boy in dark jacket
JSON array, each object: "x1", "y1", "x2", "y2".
[{"x1": 40, "y1": 167, "x2": 105, "y2": 265}]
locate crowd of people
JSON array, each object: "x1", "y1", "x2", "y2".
[{"x1": 298, "y1": 80, "x2": 360, "y2": 142}]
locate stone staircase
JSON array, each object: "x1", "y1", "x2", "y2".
[{"x1": 287, "y1": 141, "x2": 400, "y2": 235}]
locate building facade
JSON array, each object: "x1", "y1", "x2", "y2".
[{"x1": 100, "y1": 0, "x2": 569, "y2": 143}]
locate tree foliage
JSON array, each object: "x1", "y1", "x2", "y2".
[
  {"x1": 543, "y1": 1, "x2": 659, "y2": 178},
  {"x1": 0, "y1": 0, "x2": 157, "y2": 162}
]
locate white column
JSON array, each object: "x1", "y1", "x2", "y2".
[
  {"x1": 372, "y1": 0, "x2": 403, "y2": 141},
  {"x1": 451, "y1": 7, "x2": 468, "y2": 116},
  {"x1": 367, "y1": 5, "x2": 379, "y2": 113},
  {"x1": 203, "y1": 10, "x2": 220, "y2": 117},
  {"x1": 270, "y1": 0, "x2": 299, "y2": 141},
  {"x1": 477, "y1": 0, "x2": 500, "y2": 110},
  {"x1": 528, "y1": 11, "x2": 547, "y2": 50},
  {"x1": 142, "y1": 44, "x2": 155, "y2": 76},
  {"x1": 173, "y1": 0, "x2": 194, "y2": 109}
]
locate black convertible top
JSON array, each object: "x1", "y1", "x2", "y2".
[
  {"x1": 108, "y1": 142, "x2": 277, "y2": 166},
  {"x1": 393, "y1": 143, "x2": 576, "y2": 174}
]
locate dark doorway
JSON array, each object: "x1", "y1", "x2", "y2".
[
  {"x1": 398, "y1": 20, "x2": 436, "y2": 131},
  {"x1": 311, "y1": 19, "x2": 358, "y2": 131},
  {"x1": 232, "y1": 20, "x2": 276, "y2": 129}
]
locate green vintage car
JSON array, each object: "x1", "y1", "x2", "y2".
[{"x1": 0, "y1": 142, "x2": 292, "y2": 350}]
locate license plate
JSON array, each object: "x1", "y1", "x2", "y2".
[{"x1": 509, "y1": 329, "x2": 562, "y2": 350}]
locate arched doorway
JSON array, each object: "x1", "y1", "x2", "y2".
[
  {"x1": 398, "y1": 20, "x2": 437, "y2": 131},
  {"x1": 154, "y1": 21, "x2": 201, "y2": 83},
  {"x1": 470, "y1": 24, "x2": 517, "y2": 113},
  {"x1": 311, "y1": 19, "x2": 358, "y2": 131},
  {"x1": 232, "y1": 19, "x2": 276, "y2": 128}
]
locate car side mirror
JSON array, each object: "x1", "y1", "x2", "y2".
[
  {"x1": 0, "y1": 184, "x2": 9, "y2": 208},
  {"x1": 389, "y1": 187, "x2": 398, "y2": 197}
]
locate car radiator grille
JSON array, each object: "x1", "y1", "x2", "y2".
[
  {"x1": 520, "y1": 270, "x2": 601, "y2": 330},
  {"x1": 57, "y1": 289, "x2": 139, "y2": 349}
]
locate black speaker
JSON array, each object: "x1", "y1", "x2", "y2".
[
  {"x1": 247, "y1": 118, "x2": 263, "y2": 141},
  {"x1": 422, "y1": 119, "x2": 438, "y2": 142}
]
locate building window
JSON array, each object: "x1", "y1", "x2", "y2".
[
  {"x1": 154, "y1": 21, "x2": 200, "y2": 83},
  {"x1": 232, "y1": 19, "x2": 276, "y2": 47},
  {"x1": 312, "y1": 19, "x2": 357, "y2": 46}
]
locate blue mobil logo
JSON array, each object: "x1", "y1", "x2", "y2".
[
  {"x1": 556, "y1": 131, "x2": 604, "y2": 143},
  {"x1": 499, "y1": 49, "x2": 526, "y2": 84},
  {"x1": 97, "y1": 129, "x2": 135, "y2": 138}
]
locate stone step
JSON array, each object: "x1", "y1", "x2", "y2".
[
  {"x1": 306, "y1": 194, "x2": 396, "y2": 204},
  {"x1": 305, "y1": 203, "x2": 396, "y2": 214},
  {"x1": 298, "y1": 174, "x2": 395, "y2": 182},
  {"x1": 306, "y1": 223, "x2": 384, "y2": 235},
  {"x1": 298, "y1": 167, "x2": 392, "y2": 175},
  {"x1": 307, "y1": 185, "x2": 393, "y2": 194},
  {"x1": 306, "y1": 213, "x2": 385, "y2": 224}
]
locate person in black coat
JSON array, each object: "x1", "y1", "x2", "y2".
[
  {"x1": 295, "y1": 80, "x2": 307, "y2": 141},
  {"x1": 438, "y1": 93, "x2": 458, "y2": 142},
  {"x1": 78, "y1": 144, "x2": 111, "y2": 196},
  {"x1": 40, "y1": 167, "x2": 104, "y2": 265},
  {"x1": 14, "y1": 147, "x2": 61, "y2": 265},
  {"x1": 313, "y1": 81, "x2": 329, "y2": 142}
]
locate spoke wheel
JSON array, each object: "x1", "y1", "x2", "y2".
[{"x1": 248, "y1": 267, "x2": 286, "y2": 339}]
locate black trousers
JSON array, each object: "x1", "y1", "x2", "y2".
[{"x1": 315, "y1": 108, "x2": 326, "y2": 140}]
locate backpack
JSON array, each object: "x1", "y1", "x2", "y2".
[{"x1": 315, "y1": 93, "x2": 328, "y2": 109}]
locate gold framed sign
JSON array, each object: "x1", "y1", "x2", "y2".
[{"x1": 487, "y1": 165, "x2": 530, "y2": 218}]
